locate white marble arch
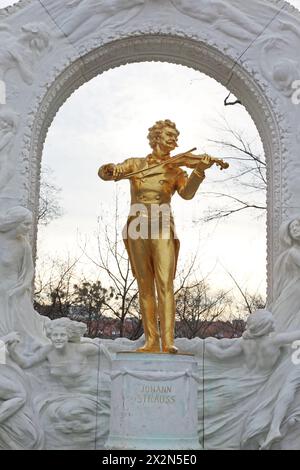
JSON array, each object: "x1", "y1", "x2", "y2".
[{"x1": 0, "y1": 0, "x2": 300, "y2": 300}]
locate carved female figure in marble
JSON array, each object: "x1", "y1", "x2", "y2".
[
  {"x1": 0, "y1": 206, "x2": 47, "y2": 341},
  {"x1": 0, "y1": 106, "x2": 18, "y2": 190},
  {"x1": 237, "y1": 218, "x2": 300, "y2": 449},
  {"x1": 0, "y1": 332, "x2": 43, "y2": 450},
  {"x1": 198, "y1": 310, "x2": 300, "y2": 449},
  {"x1": 48, "y1": 0, "x2": 145, "y2": 42},
  {"x1": 206, "y1": 309, "x2": 300, "y2": 373},
  {"x1": 258, "y1": 359, "x2": 300, "y2": 450},
  {"x1": 271, "y1": 217, "x2": 300, "y2": 332},
  {"x1": 0, "y1": 333, "x2": 26, "y2": 422},
  {"x1": 259, "y1": 36, "x2": 299, "y2": 97},
  {"x1": 170, "y1": 0, "x2": 260, "y2": 41},
  {"x1": 8, "y1": 317, "x2": 100, "y2": 391},
  {"x1": 8, "y1": 318, "x2": 110, "y2": 448},
  {"x1": 237, "y1": 305, "x2": 300, "y2": 449}
]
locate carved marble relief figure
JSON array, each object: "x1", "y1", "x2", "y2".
[
  {"x1": 8, "y1": 318, "x2": 99, "y2": 389},
  {"x1": 0, "y1": 207, "x2": 48, "y2": 342},
  {"x1": 201, "y1": 310, "x2": 300, "y2": 449},
  {"x1": 7, "y1": 318, "x2": 110, "y2": 449},
  {"x1": 200, "y1": 214, "x2": 300, "y2": 449},
  {"x1": 205, "y1": 310, "x2": 295, "y2": 374},
  {"x1": 229, "y1": 218, "x2": 300, "y2": 449},
  {"x1": 271, "y1": 217, "x2": 300, "y2": 332},
  {"x1": 0, "y1": 22, "x2": 51, "y2": 86},
  {"x1": 45, "y1": 0, "x2": 145, "y2": 42},
  {"x1": 0, "y1": 333, "x2": 43, "y2": 450},
  {"x1": 258, "y1": 36, "x2": 300, "y2": 97},
  {"x1": 229, "y1": 217, "x2": 300, "y2": 449},
  {"x1": 259, "y1": 362, "x2": 300, "y2": 450},
  {"x1": 174, "y1": 302, "x2": 300, "y2": 450},
  {"x1": 170, "y1": 0, "x2": 261, "y2": 41},
  {"x1": 0, "y1": 107, "x2": 18, "y2": 190}
]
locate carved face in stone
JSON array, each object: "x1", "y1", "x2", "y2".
[
  {"x1": 289, "y1": 219, "x2": 300, "y2": 241},
  {"x1": 273, "y1": 60, "x2": 298, "y2": 97},
  {"x1": 21, "y1": 23, "x2": 50, "y2": 54},
  {"x1": 0, "y1": 109, "x2": 18, "y2": 139},
  {"x1": 50, "y1": 327, "x2": 69, "y2": 350},
  {"x1": 245, "y1": 309, "x2": 275, "y2": 338},
  {"x1": 16, "y1": 216, "x2": 32, "y2": 237}
]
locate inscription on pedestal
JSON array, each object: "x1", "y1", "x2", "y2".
[
  {"x1": 135, "y1": 384, "x2": 176, "y2": 405},
  {"x1": 107, "y1": 353, "x2": 200, "y2": 449}
]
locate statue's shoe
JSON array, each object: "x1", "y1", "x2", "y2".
[
  {"x1": 136, "y1": 342, "x2": 160, "y2": 353},
  {"x1": 162, "y1": 345, "x2": 178, "y2": 354}
]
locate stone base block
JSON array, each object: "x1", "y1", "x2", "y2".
[{"x1": 105, "y1": 352, "x2": 201, "y2": 450}]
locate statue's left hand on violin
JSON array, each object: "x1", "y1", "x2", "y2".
[{"x1": 169, "y1": 149, "x2": 229, "y2": 171}]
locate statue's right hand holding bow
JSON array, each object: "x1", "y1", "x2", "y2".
[{"x1": 98, "y1": 163, "x2": 123, "y2": 181}]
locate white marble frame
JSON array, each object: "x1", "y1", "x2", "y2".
[{"x1": 0, "y1": 0, "x2": 300, "y2": 303}]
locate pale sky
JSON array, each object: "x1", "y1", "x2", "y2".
[{"x1": 1, "y1": 0, "x2": 300, "y2": 303}]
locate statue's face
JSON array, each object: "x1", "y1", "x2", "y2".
[
  {"x1": 289, "y1": 219, "x2": 300, "y2": 241},
  {"x1": 16, "y1": 217, "x2": 32, "y2": 236},
  {"x1": 51, "y1": 327, "x2": 68, "y2": 349},
  {"x1": 247, "y1": 311, "x2": 275, "y2": 335},
  {"x1": 157, "y1": 126, "x2": 178, "y2": 152}
]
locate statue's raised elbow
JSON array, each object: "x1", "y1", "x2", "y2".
[{"x1": 179, "y1": 191, "x2": 195, "y2": 200}]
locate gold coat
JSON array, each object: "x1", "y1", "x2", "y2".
[{"x1": 99, "y1": 154, "x2": 205, "y2": 279}]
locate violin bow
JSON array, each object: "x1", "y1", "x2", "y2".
[{"x1": 119, "y1": 147, "x2": 197, "y2": 180}]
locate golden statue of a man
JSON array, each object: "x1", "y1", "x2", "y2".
[{"x1": 98, "y1": 119, "x2": 224, "y2": 353}]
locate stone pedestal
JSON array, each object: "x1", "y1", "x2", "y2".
[{"x1": 105, "y1": 352, "x2": 201, "y2": 450}]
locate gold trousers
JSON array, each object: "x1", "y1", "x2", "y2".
[{"x1": 127, "y1": 235, "x2": 176, "y2": 349}]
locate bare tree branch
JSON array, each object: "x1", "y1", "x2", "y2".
[
  {"x1": 201, "y1": 191, "x2": 266, "y2": 221},
  {"x1": 198, "y1": 119, "x2": 266, "y2": 222},
  {"x1": 38, "y1": 166, "x2": 63, "y2": 226}
]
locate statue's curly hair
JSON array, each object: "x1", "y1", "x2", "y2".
[
  {"x1": 46, "y1": 318, "x2": 87, "y2": 343},
  {"x1": 243, "y1": 309, "x2": 274, "y2": 340},
  {"x1": 147, "y1": 119, "x2": 179, "y2": 149}
]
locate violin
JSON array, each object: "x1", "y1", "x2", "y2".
[
  {"x1": 168, "y1": 149, "x2": 229, "y2": 171},
  {"x1": 122, "y1": 147, "x2": 229, "y2": 179}
]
